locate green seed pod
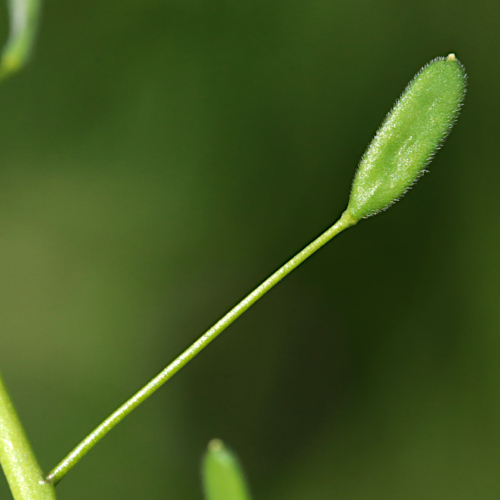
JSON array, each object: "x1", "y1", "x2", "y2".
[
  {"x1": 345, "y1": 54, "x2": 466, "y2": 222},
  {"x1": 202, "y1": 439, "x2": 252, "y2": 500}
]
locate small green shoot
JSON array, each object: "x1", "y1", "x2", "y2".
[{"x1": 202, "y1": 439, "x2": 252, "y2": 500}]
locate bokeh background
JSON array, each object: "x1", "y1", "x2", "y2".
[{"x1": 0, "y1": 1, "x2": 498, "y2": 499}]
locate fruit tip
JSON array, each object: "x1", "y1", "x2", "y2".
[{"x1": 208, "y1": 439, "x2": 224, "y2": 452}]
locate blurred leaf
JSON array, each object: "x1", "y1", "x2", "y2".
[{"x1": 202, "y1": 440, "x2": 252, "y2": 500}]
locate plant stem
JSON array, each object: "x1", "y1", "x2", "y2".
[
  {"x1": 45, "y1": 210, "x2": 356, "y2": 485},
  {"x1": 0, "y1": 373, "x2": 56, "y2": 500},
  {"x1": 0, "y1": 0, "x2": 41, "y2": 80}
]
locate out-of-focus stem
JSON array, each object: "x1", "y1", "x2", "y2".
[{"x1": 0, "y1": 373, "x2": 56, "y2": 500}]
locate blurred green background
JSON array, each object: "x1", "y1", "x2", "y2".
[{"x1": 0, "y1": 0, "x2": 498, "y2": 499}]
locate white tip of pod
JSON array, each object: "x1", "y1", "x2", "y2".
[{"x1": 446, "y1": 53, "x2": 457, "y2": 61}]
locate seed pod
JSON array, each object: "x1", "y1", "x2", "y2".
[
  {"x1": 345, "y1": 54, "x2": 466, "y2": 222},
  {"x1": 202, "y1": 439, "x2": 252, "y2": 500}
]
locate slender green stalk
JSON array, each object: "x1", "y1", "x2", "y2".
[
  {"x1": 45, "y1": 211, "x2": 356, "y2": 485},
  {"x1": 0, "y1": 373, "x2": 56, "y2": 500},
  {"x1": 0, "y1": 0, "x2": 41, "y2": 80},
  {"x1": 45, "y1": 52, "x2": 467, "y2": 488}
]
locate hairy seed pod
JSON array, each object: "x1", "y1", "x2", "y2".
[{"x1": 345, "y1": 54, "x2": 466, "y2": 222}]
